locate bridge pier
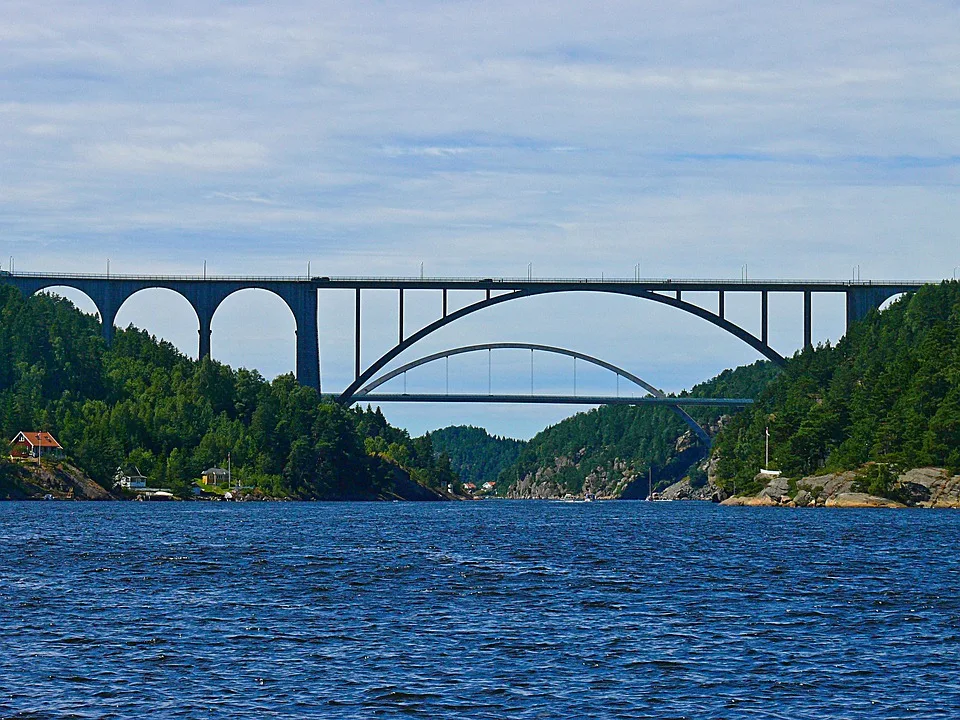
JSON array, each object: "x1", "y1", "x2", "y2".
[
  {"x1": 198, "y1": 313, "x2": 212, "y2": 359},
  {"x1": 803, "y1": 291, "x2": 812, "y2": 349},
  {"x1": 846, "y1": 286, "x2": 901, "y2": 330},
  {"x1": 88, "y1": 282, "x2": 128, "y2": 348},
  {"x1": 761, "y1": 291, "x2": 768, "y2": 345},
  {"x1": 286, "y1": 285, "x2": 320, "y2": 391}
]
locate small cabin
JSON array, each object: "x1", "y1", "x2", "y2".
[
  {"x1": 115, "y1": 466, "x2": 148, "y2": 490},
  {"x1": 202, "y1": 467, "x2": 229, "y2": 485},
  {"x1": 10, "y1": 431, "x2": 63, "y2": 460}
]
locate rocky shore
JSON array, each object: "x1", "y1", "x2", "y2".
[
  {"x1": 0, "y1": 461, "x2": 114, "y2": 500},
  {"x1": 719, "y1": 467, "x2": 960, "y2": 508},
  {"x1": 0, "y1": 460, "x2": 454, "y2": 502}
]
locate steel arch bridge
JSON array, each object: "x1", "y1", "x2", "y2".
[
  {"x1": 0, "y1": 271, "x2": 924, "y2": 396},
  {"x1": 348, "y1": 342, "x2": 755, "y2": 445}
]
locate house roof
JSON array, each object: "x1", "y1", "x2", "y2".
[{"x1": 12, "y1": 431, "x2": 62, "y2": 449}]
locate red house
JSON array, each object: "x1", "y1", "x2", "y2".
[{"x1": 10, "y1": 431, "x2": 63, "y2": 459}]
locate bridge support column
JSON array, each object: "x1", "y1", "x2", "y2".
[
  {"x1": 803, "y1": 291, "x2": 812, "y2": 349},
  {"x1": 289, "y1": 286, "x2": 320, "y2": 391},
  {"x1": 88, "y1": 283, "x2": 126, "y2": 348},
  {"x1": 355, "y1": 289, "x2": 361, "y2": 380},
  {"x1": 101, "y1": 311, "x2": 116, "y2": 346},
  {"x1": 198, "y1": 312, "x2": 212, "y2": 360},
  {"x1": 761, "y1": 291, "x2": 768, "y2": 345},
  {"x1": 718, "y1": 291, "x2": 724, "y2": 319}
]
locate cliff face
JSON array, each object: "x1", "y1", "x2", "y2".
[
  {"x1": 505, "y1": 427, "x2": 715, "y2": 500},
  {"x1": 506, "y1": 449, "x2": 639, "y2": 499},
  {"x1": 0, "y1": 461, "x2": 115, "y2": 500}
]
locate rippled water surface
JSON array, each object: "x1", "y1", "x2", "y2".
[{"x1": 2, "y1": 501, "x2": 959, "y2": 718}]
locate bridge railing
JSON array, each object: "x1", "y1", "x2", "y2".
[{"x1": 0, "y1": 271, "x2": 931, "y2": 287}]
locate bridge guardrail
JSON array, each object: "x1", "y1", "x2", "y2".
[{"x1": 0, "y1": 271, "x2": 933, "y2": 286}]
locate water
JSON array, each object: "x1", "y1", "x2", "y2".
[{"x1": 2, "y1": 501, "x2": 959, "y2": 719}]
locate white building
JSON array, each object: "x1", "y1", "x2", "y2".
[{"x1": 115, "y1": 466, "x2": 148, "y2": 490}]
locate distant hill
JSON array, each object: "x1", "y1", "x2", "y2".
[
  {"x1": 427, "y1": 426, "x2": 525, "y2": 487},
  {"x1": 499, "y1": 360, "x2": 779, "y2": 499},
  {"x1": 712, "y1": 281, "x2": 960, "y2": 497}
]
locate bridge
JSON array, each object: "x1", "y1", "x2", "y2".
[{"x1": 0, "y1": 271, "x2": 923, "y2": 412}]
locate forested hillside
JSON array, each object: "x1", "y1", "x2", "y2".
[
  {"x1": 499, "y1": 360, "x2": 780, "y2": 498},
  {"x1": 427, "y1": 425, "x2": 525, "y2": 486},
  {"x1": 0, "y1": 286, "x2": 454, "y2": 499},
  {"x1": 713, "y1": 281, "x2": 960, "y2": 495}
]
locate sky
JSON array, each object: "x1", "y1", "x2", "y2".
[{"x1": 2, "y1": 1, "x2": 959, "y2": 438}]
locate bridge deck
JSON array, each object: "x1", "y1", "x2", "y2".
[
  {"x1": 352, "y1": 394, "x2": 753, "y2": 406},
  {"x1": 1, "y1": 272, "x2": 925, "y2": 293}
]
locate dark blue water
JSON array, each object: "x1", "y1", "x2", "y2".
[{"x1": 2, "y1": 501, "x2": 959, "y2": 719}]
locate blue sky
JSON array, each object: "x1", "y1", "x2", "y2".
[{"x1": 3, "y1": 1, "x2": 959, "y2": 438}]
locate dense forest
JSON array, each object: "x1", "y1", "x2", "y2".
[
  {"x1": 498, "y1": 360, "x2": 780, "y2": 497},
  {"x1": 713, "y1": 281, "x2": 960, "y2": 496},
  {"x1": 0, "y1": 286, "x2": 455, "y2": 499},
  {"x1": 428, "y1": 425, "x2": 525, "y2": 486}
]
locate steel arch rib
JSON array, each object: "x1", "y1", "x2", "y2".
[
  {"x1": 355, "y1": 342, "x2": 666, "y2": 396},
  {"x1": 353, "y1": 341, "x2": 712, "y2": 444},
  {"x1": 338, "y1": 287, "x2": 784, "y2": 405}
]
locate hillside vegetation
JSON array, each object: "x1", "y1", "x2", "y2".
[
  {"x1": 713, "y1": 281, "x2": 960, "y2": 496},
  {"x1": 0, "y1": 286, "x2": 454, "y2": 499},
  {"x1": 499, "y1": 360, "x2": 779, "y2": 498},
  {"x1": 427, "y1": 425, "x2": 525, "y2": 487}
]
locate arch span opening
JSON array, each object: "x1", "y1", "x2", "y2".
[
  {"x1": 33, "y1": 286, "x2": 101, "y2": 319},
  {"x1": 212, "y1": 288, "x2": 296, "y2": 379},
  {"x1": 114, "y1": 288, "x2": 200, "y2": 358}
]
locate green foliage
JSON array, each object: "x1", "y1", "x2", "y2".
[
  {"x1": 854, "y1": 463, "x2": 902, "y2": 501},
  {"x1": 427, "y1": 425, "x2": 525, "y2": 491},
  {"x1": 0, "y1": 286, "x2": 450, "y2": 499},
  {"x1": 688, "y1": 466, "x2": 708, "y2": 489},
  {"x1": 497, "y1": 360, "x2": 778, "y2": 496},
  {"x1": 712, "y1": 281, "x2": 960, "y2": 494}
]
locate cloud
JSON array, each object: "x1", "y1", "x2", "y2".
[
  {"x1": 81, "y1": 140, "x2": 267, "y2": 172},
  {"x1": 3, "y1": 0, "x2": 960, "y2": 437}
]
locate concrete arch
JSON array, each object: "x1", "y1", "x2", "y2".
[
  {"x1": 352, "y1": 341, "x2": 711, "y2": 444},
  {"x1": 339, "y1": 287, "x2": 786, "y2": 404},
  {"x1": 31, "y1": 285, "x2": 102, "y2": 319},
  {"x1": 209, "y1": 287, "x2": 298, "y2": 378},
  {"x1": 211, "y1": 285, "x2": 296, "y2": 324},
  {"x1": 114, "y1": 287, "x2": 202, "y2": 357},
  {"x1": 878, "y1": 292, "x2": 909, "y2": 312}
]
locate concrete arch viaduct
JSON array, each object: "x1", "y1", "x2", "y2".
[{"x1": 0, "y1": 272, "x2": 923, "y2": 397}]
